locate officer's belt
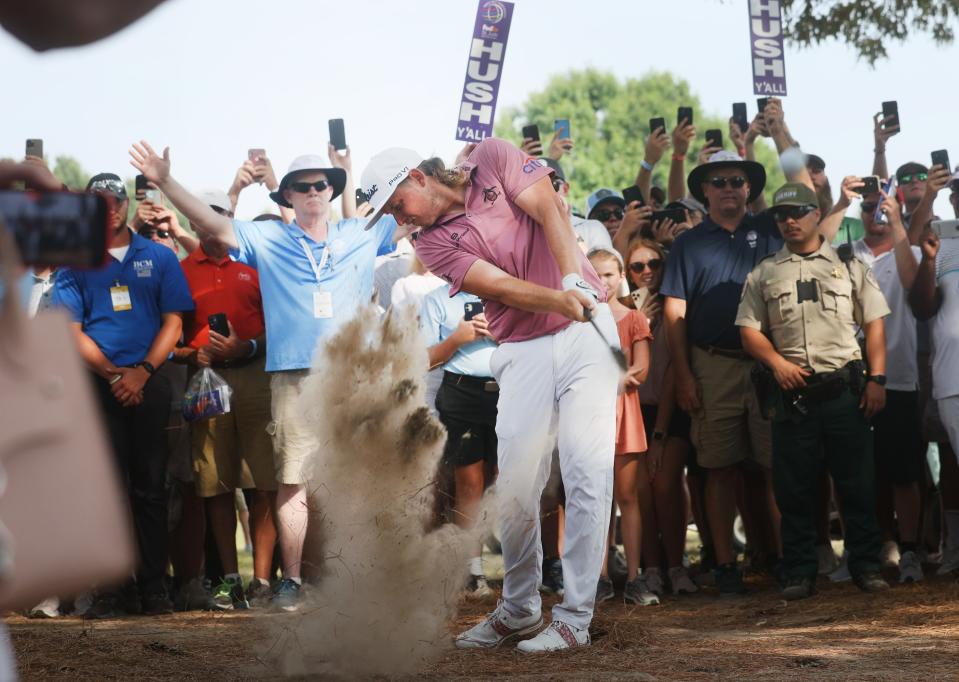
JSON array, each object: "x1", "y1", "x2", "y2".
[{"x1": 789, "y1": 367, "x2": 852, "y2": 402}]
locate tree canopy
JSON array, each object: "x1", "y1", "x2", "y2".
[{"x1": 495, "y1": 69, "x2": 785, "y2": 211}]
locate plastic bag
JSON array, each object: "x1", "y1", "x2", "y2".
[{"x1": 182, "y1": 367, "x2": 233, "y2": 422}]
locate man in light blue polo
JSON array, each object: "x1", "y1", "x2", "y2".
[{"x1": 129, "y1": 141, "x2": 398, "y2": 610}]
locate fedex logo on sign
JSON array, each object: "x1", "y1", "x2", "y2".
[{"x1": 749, "y1": 0, "x2": 787, "y2": 95}]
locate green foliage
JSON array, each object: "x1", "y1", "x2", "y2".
[
  {"x1": 783, "y1": 0, "x2": 959, "y2": 65},
  {"x1": 495, "y1": 69, "x2": 785, "y2": 211},
  {"x1": 52, "y1": 155, "x2": 90, "y2": 191}
]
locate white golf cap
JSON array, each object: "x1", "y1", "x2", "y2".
[
  {"x1": 197, "y1": 189, "x2": 232, "y2": 213},
  {"x1": 360, "y1": 147, "x2": 423, "y2": 230}
]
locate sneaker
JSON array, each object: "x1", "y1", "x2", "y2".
[
  {"x1": 898, "y1": 550, "x2": 924, "y2": 584},
  {"x1": 465, "y1": 574, "x2": 493, "y2": 600},
  {"x1": 782, "y1": 576, "x2": 816, "y2": 601},
  {"x1": 213, "y1": 576, "x2": 250, "y2": 610},
  {"x1": 516, "y1": 619, "x2": 589, "y2": 653},
  {"x1": 270, "y1": 578, "x2": 302, "y2": 612},
  {"x1": 828, "y1": 551, "x2": 852, "y2": 583},
  {"x1": 454, "y1": 600, "x2": 543, "y2": 649},
  {"x1": 85, "y1": 592, "x2": 125, "y2": 620},
  {"x1": 936, "y1": 545, "x2": 959, "y2": 576},
  {"x1": 595, "y1": 576, "x2": 615, "y2": 603},
  {"x1": 623, "y1": 576, "x2": 660, "y2": 605},
  {"x1": 540, "y1": 558, "x2": 564, "y2": 596},
  {"x1": 695, "y1": 545, "x2": 717, "y2": 586},
  {"x1": 142, "y1": 591, "x2": 174, "y2": 615},
  {"x1": 879, "y1": 540, "x2": 900, "y2": 569},
  {"x1": 668, "y1": 566, "x2": 699, "y2": 595},
  {"x1": 174, "y1": 578, "x2": 215, "y2": 612},
  {"x1": 608, "y1": 547, "x2": 628, "y2": 583},
  {"x1": 644, "y1": 567, "x2": 665, "y2": 596},
  {"x1": 27, "y1": 597, "x2": 60, "y2": 619},
  {"x1": 246, "y1": 579, "x2": 272, "y2": 607},
  {"x1": 715, "y1": 562, "x2": 747, "y2": 596},
  {"x1": 816, "y1": 544, "x2": 840, "y2": 575},
  {"x1": 853, "y1": 571, "x2": 890, "y2": 593}
]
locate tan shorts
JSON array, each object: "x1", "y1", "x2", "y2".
[
  {"x1": 689, "y1": 346, "x2": 772, "y2": 470},
  {"x1": 269, "y1": 370, "x2": 320, "y2": 485},
  {"x1": 191, "y1": 357, "x2": 276, "y2": 497}
]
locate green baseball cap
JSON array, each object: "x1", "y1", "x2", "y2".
[{"x1": 770, "y1": 182, "x2": 818, "y2": 209}]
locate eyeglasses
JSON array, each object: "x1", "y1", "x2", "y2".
[
  {"x1": 551, "y1": 177, "x2": 565, "y2": 192},
  {"x1": 595, "y1": 208, "x2": 624, "y2": 222},
  {"x1": 860, "y1": 202, "x2": 878, "y2": 213},
  {"x1": 898, "y1": 172, "x2": 928, "y2": 184},
  {"x1": 708, "y1": 176, "x2": 747, "y2": 189},
  {"x1": 290, "y1": 180, "x2": 331, "y2": 193},
  {"x1": 141, "y1": 228, "x2": 171, "y2": 240},
  {"x1": 628, "y1": 259, "x2": 663, "y2": 273},
  {"x1": 770, "y1": 205, "x2": 817, "y2": 222}
]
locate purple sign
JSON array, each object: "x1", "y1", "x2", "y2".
[
  {"x1": 749, "y1": 0, "x2": 787, "y2": 96},
  {"x1": 454, "y1": 0, "x2": 515, "y2": 142}
]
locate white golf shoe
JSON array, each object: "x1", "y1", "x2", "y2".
[
  {"x1": 516, "y1": 620, "x2": 589, "y2": 654},
  {"x1": 454, "y1": 600, "x2": 543, "y2": 649}
]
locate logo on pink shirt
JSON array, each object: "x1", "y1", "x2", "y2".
[
  {"x1": 522, "y1": 157, "x2": 546, "y2": 174},
  {"x1": 482, "y1": 186, "x2": 500, "y2": 204}
]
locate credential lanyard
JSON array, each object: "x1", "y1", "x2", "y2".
[{"x1": 298, "y1": 237, "x2": 330, "y2": 289}]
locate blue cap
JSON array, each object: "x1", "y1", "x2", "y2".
[{"x1": 585, "y1": 188, "x2": 624, "y2": 218}]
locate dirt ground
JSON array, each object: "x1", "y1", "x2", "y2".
[{"x1": 7, "y1": 567, "x2": 959, "y2": 681}]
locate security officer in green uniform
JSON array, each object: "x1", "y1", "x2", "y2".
[{"x1": 736, "y1": 182, "x2": 891, "y2": 600}]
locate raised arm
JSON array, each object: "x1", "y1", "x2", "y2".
[
  {"x1": 871, "y1": 112, "x2": 897, "y2": 179},
  {"x1": 908, "y1": 164, "x2": 950, "y2": 246},
  {"x1": 635, "y1": 127, "x2": 670, "y2": 202},
  {"x1": 668, "y1": 121, "x2": 695, "y2": 203},
  {"x1": 908, "y1": 228, "x2": 942, "y2": 321},
  {"x1": 818, "y1": 175, "x2": 863, "y2": 244},
  {"x1": 330, "y1": 144, "x2": 356, "y2": 219},
  {"x1": 514, "y1": 175, "x2": 583, "y2": 283}
]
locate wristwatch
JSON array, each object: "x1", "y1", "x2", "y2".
[
  {"x1": 135, "y1": 360, "x2": 157, "y2": 375},
  {"x1": 867, "y1": 374, "x2": 887, "y2": 386}
]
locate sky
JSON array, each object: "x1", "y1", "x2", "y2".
[{"x1": 1, "y1": 0, "x2": 955, "y2": 217}]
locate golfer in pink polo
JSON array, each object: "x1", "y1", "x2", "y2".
[{"x1": 362, "y1": 139, "x2": 620, "y2": 653}]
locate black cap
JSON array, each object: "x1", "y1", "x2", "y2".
[
  {"x1": 86, "y1": 173, "x2": 128, "y2": 201},
  {"x1": 805, "y1": 154, "x2": 826, "y2": 171},
  {"x1": 543, "y1": 158, "x2": 565, "y2": 182},
  {"x1": 896, "y1": 162, "x2": 928, "y2": 181}
]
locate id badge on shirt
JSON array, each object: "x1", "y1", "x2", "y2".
[
  {"x1": 110, "y1": 285, "x2": 132, "y2": 312},
  {"x1": 313, "y1": 290, "x2": 333, "y2": 319}
]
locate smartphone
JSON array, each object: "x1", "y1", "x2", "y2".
[
  {"x1": 247, "y1": 148, "x2": 266, "y2": 164},
  {"x1": 757, "y1": 97, "x2": 769, "y2": 113},
  {"x1": 521, "y1": 124, "x2": 542, "y2": 155},
  {"x1": 650, "y1": 208, "x2": 686, "y2": 224},
  {"x1": 931, "y1": 219, "x2": 959, "y2": 239},
  {"x1": 705, "y1": 129, "x2": 723, "y2": 149},
  {"x1": 144, "y1": 188, "x2": 162, "y2": 205},
  {"x1": 874, "y1": 177, "x2": 895, "y2": 224},
  {"x1": 882, "y1": 100, "x2": 899, "y2": 132},
  {"x1": 630, "y1": 287, "x2": 650, "y2": 310},
  {"x1": 0, "y1": 190, "x2": 109, "y2": 268},
  {"x1": 328, "y1": 119, "x2": 346, "y2": 151},
  {"x1": 207, "y1": 313, "x2": 230, "y2": 338},
  {"x1": 732, "y1": 102, "x2": 749, "y2": 133},
  {"x1": 25, "y1": 139, "x2": 43, "y2": 159},
  {"x1": 649, "y1": 117, "x2": 666, "y2": 135},
  {"x1": 859, "y1": 175, "x2": 880, "y2": 195},
  {"x1": 622, "y1": 185, "x2": 645, "y2": 207},
  {"x1": 677, "y1": 107, "x2": 693, "y2": 126},
  {"x1": 931, "y1": 149, "x2": 950, "y2": 172},
  {"x1": 134, "y1": 174, "x2": 148, "y2": 201},
  {"x1": 464, "y1": 301, "x2": 485, "y2": 321},
  {"x1": 554, "y1": 119, "x2": 570, "y2": 140},
  {"x1": 355, "y1": 188, "x2": 367, "y2": 204}
]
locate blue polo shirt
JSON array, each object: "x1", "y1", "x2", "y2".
[
  {"x1": 52, "y1": 229, "x2": 195, "y2": 366},
  {"x1": 660, "y1": 212, "x2": 782, "y2": 349},
  {"x1": 230, "y1": 215, "x2": 397, "y2": 372},
  {"x1": 420, "y1": 286, "x2": 496, "y2": 378}
]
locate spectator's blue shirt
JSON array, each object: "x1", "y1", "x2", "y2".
[
  {"x1": 52, "y1": 229, "x2": 194, "y2": 366},
  {"x1": 230, "y1": 215, "x2": 397, "y2": 372},
  {"x1": 660, "y1": 212, "x2": 782, "y2": 349},
  {"x1": 420, "y1": 286, "x2": 496, "y2": 378}
]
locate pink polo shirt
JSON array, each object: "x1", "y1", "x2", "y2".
[{"x1": 415, "y1": 138, "x2": 606, "y2": 344}]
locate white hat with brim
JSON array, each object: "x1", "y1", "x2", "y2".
[
  {"x1": 360, "y1": 147, "x2": 424, "y2": 231},
  {"x1": 687, "y1": 150, "x2": 766, "y2": 204},
  {"x1": 197, "y1": 189, "x2": 232, "y2": 213},
  {"x1": 270, "y1": 155, "x2": 347, "y2": 208}
]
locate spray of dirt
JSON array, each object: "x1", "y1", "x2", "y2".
[{"x1": 261, "y1": 305, "x2": 489, "y2": 678}]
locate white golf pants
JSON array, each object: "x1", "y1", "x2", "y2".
[{"x1": 489, "y1": 304, "x2": 619, "y2": 630}]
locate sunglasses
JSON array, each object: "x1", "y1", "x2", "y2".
[
  {"x1": 141, "y1": 228, "x2": 171, "y2": 240},
  {"x1": 551, "y1": 177, "x2": 565, "y2": 192},
  {"x1": 628, "y1": 259, "x2": 663, "y2": 273},
  {"x1": 708, "y1": 176, "x2": 748, "y2": 189},
  {"x1": 898, "y1": 172, "x2": 927, "y2": 184},
  {"x1": 290, "y1": 179, "x2": 331, "y2": 193},
  {"x1": 595, "y1": 208, "x2": 625, "y2": 222},
  {"x1": 771, "y1": 205, "x2": 817, "y2": 222}
]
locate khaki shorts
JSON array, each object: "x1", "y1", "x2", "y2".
[
  {"x1": 191, "y1": 357, "x2": 276, "y2": 497},
  {"x1": 269, "y1": 370, "x2": 320, "y2": 485},
  {"x1": 689, "y1": 346, "x2": 772, "y2": 469}
]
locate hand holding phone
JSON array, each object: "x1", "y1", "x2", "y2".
[
  {"x1": 705, "y1": 129, "x2": 723, "y2": 150},
  {"x1": 677, "y1": 107, "x2": 693, "y2": 127},
  {"x1": 622, "y1": 186, "x2": 645, "y2": 207},
  {"x1": 882, "y1": 101, "x2": 900, "y2": 133},
  {"x1": 859, "y1": 176, "x2": 880, "y2": 195},
  {"x1": 328, "y1": 119, "x2": 347, "y2": 151},
  {"x1": 757, "y1": 98, "x2": 769, "y2": 113},
  {"x1": 464, "y1": 301, "x2": 485, "y2": 321},
  {"x1": 25, "y1": 139, "x2": 43, "y2": 159},
  {"x1": 554, "y1": 119, "x2": 570, "y2": 140},
  {"x1": 521, "y1": 124, "x2": 542, "y2": 156},
  {"x1": 649, "y1": 117, "x2": 666, "y2": 135},
  {"x1": 732, "y1": 103, "x2": 748, "y2": 134},
  {"x1": 931, "y1": 149, "x2": 950, "y2": 173},
  {"x1": 208, "y1": 313, "x2": 230, "y2": 338}
]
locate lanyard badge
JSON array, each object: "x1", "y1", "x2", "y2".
[
  {"x1": 110, "y1": 282, "x2": 132, "y2": 312},
  {"x1": 299, "y1": 237, "x2": 333, "y2": 319}
]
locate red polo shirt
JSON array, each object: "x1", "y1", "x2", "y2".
[{"x1": 180, "y1": 248, "x2": 265, "y2": 349}]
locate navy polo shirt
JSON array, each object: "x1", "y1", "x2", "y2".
[
  {"x1": 660, "y1": 212, "x2": 782, "y2": 349},
  {"x1": 52, "y1": 229, "x2": 195, "y2": 366}
]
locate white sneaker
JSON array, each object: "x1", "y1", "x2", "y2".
[
  {"x1": 27, "y1": 597, "x2": 59, "y2": 618},
  {"x1": 828, "y1": 552, "x2": 852, "y2": 583},
  {"x1": 668, "y1": 566, "x2": 699, "y2": 595},
  {"x1": 898, "y1": 550, "x2": 924, "y2": 584},
  {"x1": 516, "y1": 619, "x2": 589, "y2": 654},
  {"x1": 880, "y1": 540, "x2": 900, "y2": 569},
  {"x1": 816, "y1": 544, "x2": 840, "y2": 575},
  {"x1": 644, "y1": 567, "x2": 665, "y2": 595},
  {"x1": 936, "y1": 545, "x2": 959, "y2": 576},
  {"x1": 454, "y1": 600, "x2": 543, "y2": 649}
]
